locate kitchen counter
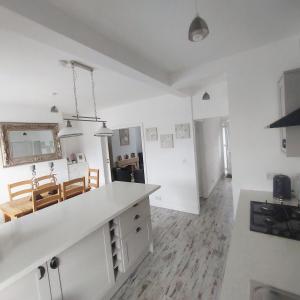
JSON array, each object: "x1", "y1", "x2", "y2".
[
  {"x1": 0, "y1": 181, "x2": 160, "y2": 291},
  {"x1": 220, "y1": 190, "x2": 300, "y2": 299}
]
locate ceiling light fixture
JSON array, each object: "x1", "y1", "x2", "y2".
[
  {"x1": 58, "y1": 60, "x2": 113, "y2": 138},
  {"x1": 188, "y1": 0, "x2": 209, "y2": 42},
  {"x1": 202, "y1": 92, "x2": 210, "y2": 100},
  {"x1": 58, "y1": 120, "x2": 83, "y2": 138},
  {"x1": 50, "y1": 105, "x2": 59, "y2": 113},
  {"x1": 94, "y1": 122, "x2": 113, "y2": 137}
]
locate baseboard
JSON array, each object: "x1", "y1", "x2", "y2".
[{"x1": 149, "y1": 200, "x2": 199, "y2": 215}]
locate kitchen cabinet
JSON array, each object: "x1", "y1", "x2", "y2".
[
  {"x1": 67, "y1": 162, "x2": 89, "y2": 180},
  {"x1": 278, "y1": 68, "x2": 300, "y2": 157},
  {"x1": 0, "y1": 183, "x2": 159, "y2": 299},
  {"x1": 122, "y1": 218, "x2": 152, "y2": 271},
  {"x1": 0, "y1": 264, "x2": 51, "y2": 300},
  {"x1": 47, "y1": 225, "x2": 114, "y2": 300}
]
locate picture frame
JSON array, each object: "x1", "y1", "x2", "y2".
[
  {"x1": 145, "y1": 127, "x2": 158, "y2": 141},
  {"x1": 119, "y1": 128, "x2": 130, "y2": 146},
  {"x1": 175, "y1": 123, "x2": 191, "y2": 139},
  {"x1": 76, "y1": 152, "x2": 86, "y2": 163},
  {"x1": 160, "y1": 134, "x2": 174, "y2": 149}
]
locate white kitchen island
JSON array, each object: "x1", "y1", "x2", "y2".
[
  {"x1": 221, "y1": 190, "x2": 300, "y2": 300},
  {"x1": 0, "y1": 181, "x2": 160, "y2": 300}
]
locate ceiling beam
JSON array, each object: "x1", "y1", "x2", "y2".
[{"x1": 0, "y1": 1, "x2": 186, "y2": 97}]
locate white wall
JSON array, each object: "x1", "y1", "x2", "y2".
[
  {"x1": 111, "y1": 127, "x2": 142, "y2": 163},
  {"x1": 192, "y1": 81, "x2": 229, "y2": 120},
  {"x1": 174, "y1": 35, "x2": 300, "y2": 212},
  {"x1": 195, "y1": 118, "x2": 224, "y2": 198},
  {"x1": 74, "y1": 122, "x2": 106, "y2": 186},
  {"x1": 100, "y1": 95, "x2": 200, "y2": 214}
]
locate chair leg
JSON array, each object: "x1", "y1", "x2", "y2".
[{"x1": 3, "y1": 213, "x2": 11, "y2": 223}]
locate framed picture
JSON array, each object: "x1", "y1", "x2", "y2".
[
  {"x1": 76, "y1": 153, "x2": 86, "y2": 163},
  {"x1": 119, "y1": 128, "x2": 130, "y2": 146},
  {"x1": 175, "y1": 123, "x2": 191, "y2": 139},
  {"x1": 145, "y1": 127, "x2": 158, "y2": 141},
  {"x1": 160, "y1": 134, "x2": 174, "y2": 149}
]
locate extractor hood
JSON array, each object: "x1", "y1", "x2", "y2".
[{"x1": 267, "y1": 108, "x2": 300, "y2": 128}]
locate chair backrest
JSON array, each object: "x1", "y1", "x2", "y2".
[
  {"x1": 134, "y1": 169, "x2": 145, "y2": 183},
  {"x1": 62, "y1": 177, "x2": 86, "y2": 200},
  {"x1": 116, "y1": 168, "x2": 131, "y2": 182},
  {"x1": 32, "y1": 184, "x2": 61, "y2": 212},
  {"x1": 88, "y1": 168, "x2": 100, "y2": 190},
  {"x1": 8, "y1": 180, "x2": 33, "y2": 202},
  {"x1": 36, "y1": 174, "x2": 57, "y2": 189}
]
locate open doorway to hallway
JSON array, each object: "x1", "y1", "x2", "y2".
[
  {"x1": 107, "y1": 126, "x2": 145, "y2": 183},
  {"x1": 221, "y1": 119, "x2": 232, "y2": 178},
  {"x1": 194, "y1": 117, "x2": 232, "y2": 201}
]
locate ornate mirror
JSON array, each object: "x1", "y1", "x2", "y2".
[{"x1": 0, "y1": 123, "x2": 62, "y2": 167}]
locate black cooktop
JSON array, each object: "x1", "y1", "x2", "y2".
[{"x1": 250, "y1": 201, "x2": 300, "y2": 241}]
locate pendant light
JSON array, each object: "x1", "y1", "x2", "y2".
[
  {"x1": 58, "y1": 60, "x2": 113, "y2": 138},
  {"x1": 58, "y1": 62, "x2": 83, "y2": 138},
  {"x1": 202, "y1": 92, "x2": 210, "y2": 100},
  {"x1": 94, "y1": 122, "x2": 113, "y2": 137},
  {"x1": 58, "y1": 120, "x2": 83, "y2": 138},
  {"x1": 188, "y1": 0, "x2": 209, "y2": 42}
]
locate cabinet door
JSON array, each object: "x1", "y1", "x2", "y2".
[
  {"x1": 0, "y1": 264, "x2": 51, "y2": 300},
  {"x1": 48, "y1": 226, "x2": 114, "y2": 300},
  {"x1": 122, "y1": 217, "x2": 151, "y2": 272}
]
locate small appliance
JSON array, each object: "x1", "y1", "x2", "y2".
[{"x1": 273, "y1": 174, "x2": 291, "y2": 200}]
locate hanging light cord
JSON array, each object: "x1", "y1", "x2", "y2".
[
  {"x1": 63, "y1": 60, "x2": 106, "y2": 124},
  {"x1": 71, "y1": 63, "x2": 80, "y2": 119},
  {"x1": 194, "y1": 0, "x2": 198, "y2": 15},
  {"x1": 90, "y1": 69, "x2": 98, "y2": 121}
]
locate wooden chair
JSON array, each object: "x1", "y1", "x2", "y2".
[
  {"x1": 32, "y1": 184, "x2": 61, "y2": 212},
  {"x1": 35, "y1": 174, "x2": 56, "y2": 190},
  {"x1": 87, "y1": 168, "x2": 100, "y2": 192},
  {"x1": 62, "y1": 177, "x2": 86, "y2": 200},
  {"x1": 8, "y1": 180, "x2": 33, "y2": 202}
]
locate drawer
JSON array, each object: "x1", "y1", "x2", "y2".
[
  {"x1": 121, "y1": 217, "x2": 151, "y2": 272},
  {"x1": 115, "y1": 198, "x2": 150, "y2": 238}
]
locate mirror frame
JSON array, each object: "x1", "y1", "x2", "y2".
[{"x1": 0, "y1": 122, "x2": 62, "y2": 167}]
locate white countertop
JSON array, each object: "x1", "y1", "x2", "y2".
[
  {"x1": 220, "y1": 190, "x2": 300, "y2": 300},
  {"x1": 0, "y1": 181, "x2": 160, "y2": 290}
]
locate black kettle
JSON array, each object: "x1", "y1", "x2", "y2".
[{"x1": 273, "y1": 174, "x2": 291, "y2": 200}]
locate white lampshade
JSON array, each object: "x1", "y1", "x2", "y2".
[
  {"x1": 94, "y1": 122, "x2": 113, "y2": 137},
  {"x1": 58, "y1": 120, "x2": 83, "y2": 138}
]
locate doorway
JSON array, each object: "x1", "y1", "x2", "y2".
[
  {"x1": 194, "y1": 117, "x2": 229, "y2": 200},
  {"x1": 221, "y1": 120, "x2": 232, "y2": 177},
  {"x1": 107, "y1": 126, "x2": 145, "y2": 183}
]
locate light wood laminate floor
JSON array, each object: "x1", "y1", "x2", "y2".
[{"x1": 112, "y1": 179, "x2": 233, "y2": 300}]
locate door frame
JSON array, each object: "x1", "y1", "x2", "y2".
[{"x1": 106, "y1": 121, "x2": 149, "y2": 184}]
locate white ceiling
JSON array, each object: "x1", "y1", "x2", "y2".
[
  {"x1": 46, "y1": 0, "x2": 300, "y2": 73},
  {"x1": 0, "y1": 30, "x2": 165, "y2": 113}
]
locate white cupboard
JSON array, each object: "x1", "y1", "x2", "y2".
[
  {"x1": 0, "y1": 197, "x2": 153, "y2": 300},
  {"x1": 0, "y1": 264, "x2": 51, "y2": 300},
  {"x1": 48, "y1": 225, "x2": 114, "y2": 300}
]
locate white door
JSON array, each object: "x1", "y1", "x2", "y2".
[
  {"x1": 48, "y1": 226, "x2": 114, "y2": 300},
  {"x1": 0, "y1": 263, "x2": 51, "y2": 300}
]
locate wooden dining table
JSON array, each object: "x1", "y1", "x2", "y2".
[{"x1": 0, "y1": 183, "x2": 82, "y2": 223}]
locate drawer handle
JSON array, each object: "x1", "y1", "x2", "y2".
[
  {"x1": 38, "y1": 266, "x2": 46, "y2": 280},
  {"x1": 50, "y1": 257, "x2": 59, "y2": 269},
  {"x1": 136, "y1": 227, "x2": 142, "y2": 233},
  {"x1": 133, "y1": 203, "x2": 139, "y2": 208},
  {"x1": 134, "y1": 214, "x2": 140, "y2": 220}
]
